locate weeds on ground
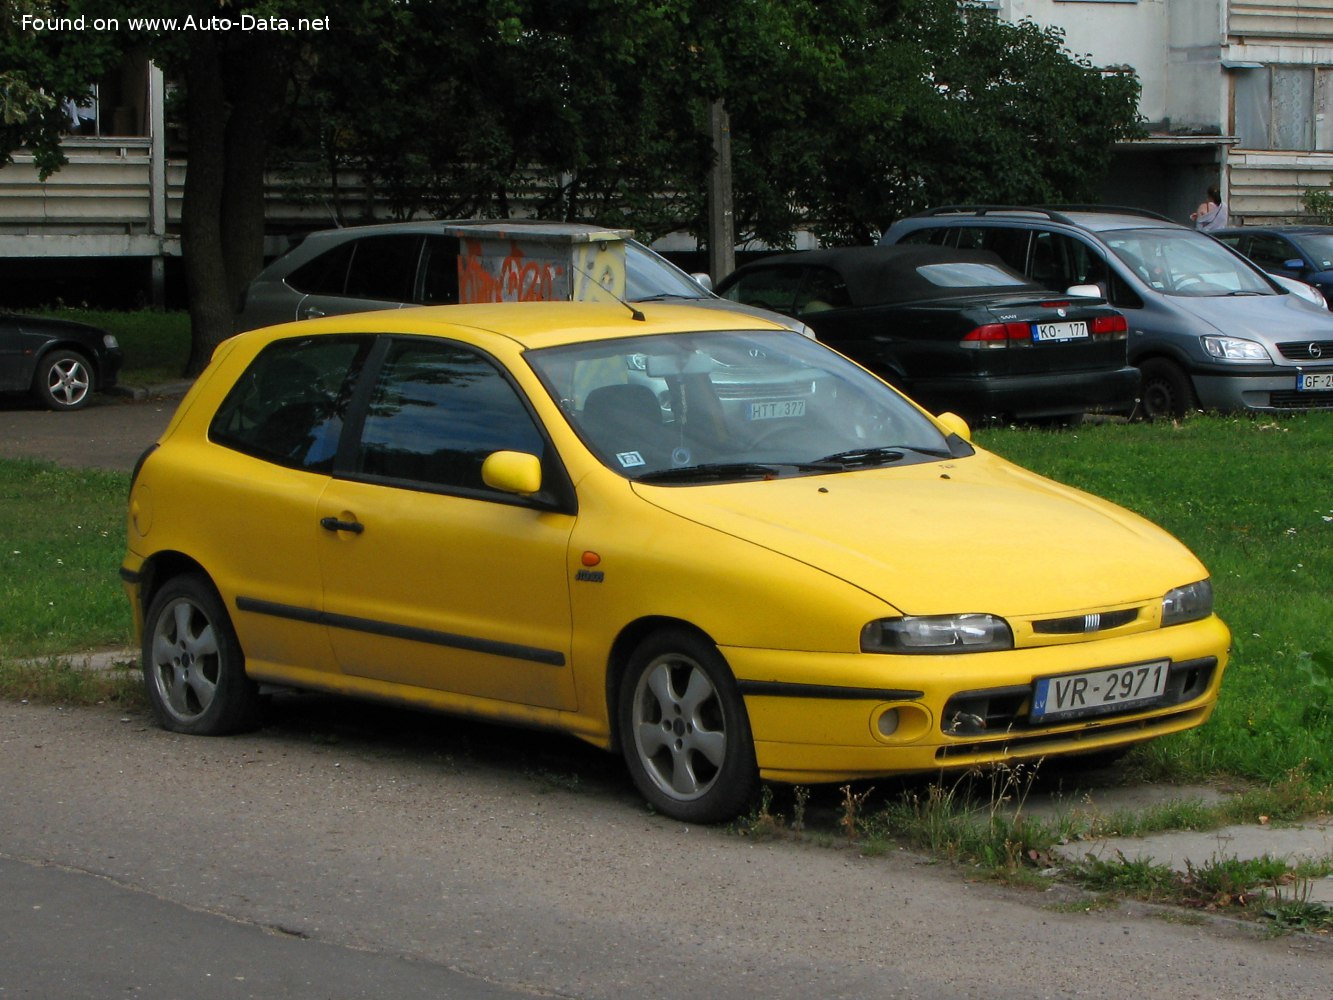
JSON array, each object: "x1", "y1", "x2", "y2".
[{"x1": 0, "y1": 656, "x2": 143, "y2": 709}]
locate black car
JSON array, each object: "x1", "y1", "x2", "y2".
[
  {"x1": 715, "y1": 245, "x2": 1138, "y2": 422},
  {"x1": 0, "y1": 312, "x2": 123, "y2": 410},
  {"x1": 1213, "y1": 226, "x2": 1333, "y2": 308}
]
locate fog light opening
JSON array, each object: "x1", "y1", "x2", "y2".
[{"x1": 877, "y1": 708, "x2": 900, "y2": 737}]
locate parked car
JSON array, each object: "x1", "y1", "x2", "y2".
[
  {"x1": 881, "y1": 207, "x2": 1333, "y2": 418},
  {"x1": 1212, "y1": 225, "x2": 1333, "y2": 307},
  {"x1": 236, "y1": 218, "x2": 811, "y2": 336},
  {"x1": 715, "y1": 245, "x2": 1137, "y2": 423},
  {"x1": 123, "y1": 301, "x2": 1229, "y2": 823},
  {"x1": 0, "y1": 311, "x2": 122, "y2": 411}
]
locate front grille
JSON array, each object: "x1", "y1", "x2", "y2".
[
  {"x1": 939, "y1": 656, "x2": 1217, "y2": 739},
  {"x1": 1032, "y1": 608, "x2": 1138, "y2": 635},
  {"x1": 936, "y1": 706, "x2": 1209, "y2": 762},
  {"x1": 1276, "y1": 340, "x2": 1333, "y2": 361},
  {"x1": 1268, "y1": 391, "x2": 1333, "y2": 410}
]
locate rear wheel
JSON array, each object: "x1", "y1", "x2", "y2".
[
  {"x1": 618, "y1": 628, "x2": 759, "y2": 823},
  {"x1": 1135, "y1": 358, "x2": 1197, "y2": 421},
  {"x1": 142, "y1": 574, "x2": 261, "y2": 735},
  {"x1": 35, "y1": 349, "x2": 93, "y2": 411}
]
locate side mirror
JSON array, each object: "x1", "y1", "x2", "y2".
[
  {"x1": 934, "y1": 411, "x2": 972, "y2": 442},
  {"x1": 691, "y1": 272, "x2": 714, "y2": 292},
  {"x1": 1283, "y1": 258, "x2": 1306, "y2": 271},
  {"x1": 482, "y1": 450, "x2": 543, "y2": 496}
]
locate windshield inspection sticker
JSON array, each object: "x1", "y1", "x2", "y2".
[{"x1": 616, "y1": 451, "x2": 646, "y2": 468}]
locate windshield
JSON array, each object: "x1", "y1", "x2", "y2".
[
  {"x1": 1105, "y1": 229, "x2": 1276, "y2": 297},
  {"x1": 625, "y1": 241, "x2": 712, "y2": 301},
  {"x1": 528, "y1": 329, "x2": 956, "y2": 482}
]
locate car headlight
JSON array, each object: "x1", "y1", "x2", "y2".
[
  {"x1": 1201, "y1": 336, "x2": 1270, "y2": 362},
  {"x1": 861, "y1": 614, "x2": 1013, "y2": 654},
  {"x1": 1162, "y1": 579, "x2": 1212, "y2": 627},
  {"x1": 103, "y1": 334, "x2": 120, "y2": 349}
]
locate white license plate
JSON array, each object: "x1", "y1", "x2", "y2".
[
  {"x1": 1030, "y1": 660, "x2": 1169, "y2": 722},
  {"x1": 748, "y1": 399, "x2": 806, "y2": 420},
  {"x1": 1297, "y1": 372, "x2": 1333, "y2": 392},
  {"x1": 1032, "y1": 321, "x2": 1089, "y2": 343}
]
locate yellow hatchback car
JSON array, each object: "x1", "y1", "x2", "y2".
[{"x1": 122, "y1": 302, "x2": 1229, "y2": 822}]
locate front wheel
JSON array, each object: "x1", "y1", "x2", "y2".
[
  {"x1": 35, "y1": 349, "x2": 93, "y2": 411},
  {"x1": 1135, "y1": 358, "x2": 1197, "y2": 421},
  {"x1": 142, "y1": 574, "x2": 261, "y2": 735},
  {"x1": 618, "y1": 628, "x2": 759, "y2": 823}
]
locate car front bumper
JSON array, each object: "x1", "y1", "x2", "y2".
[
  {"x1": 725, "y1": 613, "x2": 1230, "y2": 783},
  {"x1": 1192, "y1": 367, "x2": 1333, "y2": 411}
]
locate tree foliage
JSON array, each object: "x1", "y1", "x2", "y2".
[{"x1": 1, "y1": 0, "x2": 1142, "y2": 371}]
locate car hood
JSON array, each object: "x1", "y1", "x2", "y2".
[
  {"x1": 633, "y1": 455, "x2": 1203, "y2": 617},
  {"x1": 1170, "y1": 290, "x2": 1333, "y2": 340}
]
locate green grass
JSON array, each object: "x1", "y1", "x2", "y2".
[
  {"x1": 32, "y1": 307, "x2": 191, "y2": 385},
  {"x1": 0, "y1": 459, "x2": 132, "y2": 659},
  {"x1": 974, "y1": 414, "x2": 1333, "y2": 788}
]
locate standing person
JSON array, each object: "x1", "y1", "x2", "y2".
[{"x1": 1191, "y1": 186, "x2": 1229, "y2": 232}]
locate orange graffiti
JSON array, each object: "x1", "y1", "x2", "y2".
[{"x1": 457, "y1": 239, "x2": 567, "y2": 303}]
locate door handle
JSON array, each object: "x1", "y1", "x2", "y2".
[{"x1": 320, "y1": 516, "x2": 363, "y2": 534}]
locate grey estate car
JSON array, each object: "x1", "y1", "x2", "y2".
[
  {"x1": 882, "y1": 207, "x2": 1333, "y2": 418},
  {"x1": 236, "y1": 219, "x2": 810, "y2": 337}
]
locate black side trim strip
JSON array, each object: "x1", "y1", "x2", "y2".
[
  {"x1": 737, "y1": 680, "x2": 924, "y2": 701},
  {"x1": 235, "y1": 597, "x2": 565, "y2": 667},
  {"x1": 120, "y1": 567, "x2": 141, "y2": 584}
]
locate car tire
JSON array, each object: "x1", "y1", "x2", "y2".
[
  {"x1": 618, "y1": 627, "x2": 759, "y2": 823},
  {"x1": 1135, "y1": 358, "x2": 1197, "y2": 421},
  {"x1": 142, "y1": 573, "x2": 262, "y2": 735},
  {"x1": 34, "y1": 349, "x2": 94, "y2": 411}
]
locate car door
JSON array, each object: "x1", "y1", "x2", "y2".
[
  {"x1": 291, "y1": 234, "x2": 425, "y2": 321},
  {"x1": 317, "y1": 336, "x2": 578, "y2": 711},
  {"x1": 204, "y1": 334, "x2": 375, "y2": 677},
  {"x1": 0, "y1": 316, "x2": 34, "y2": 391}
]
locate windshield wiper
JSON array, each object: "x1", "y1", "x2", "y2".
[
  {"x1": 809, "y1": 445, "x2": 950, "y2": 469},
  {"x1": 634, "y1": 462, "x2": 786, "y2": 484}
]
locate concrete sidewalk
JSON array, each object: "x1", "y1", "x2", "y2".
[{"x1": 1025, "y1": 780, "x2": 1333, "y2": 906}]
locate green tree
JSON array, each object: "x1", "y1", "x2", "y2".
[{"x1": 2, "y1": 0, "x2": 1142, "y2": 371}]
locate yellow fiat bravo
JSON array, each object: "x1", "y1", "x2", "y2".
[{"x1": 122, "y1": 302, "x2": 1229, "y2": 822}]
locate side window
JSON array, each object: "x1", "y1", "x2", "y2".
[
  {"x1": 718, "y1": 265, "x2": 805, "y2": 315},
  {"x1": 953, "y1": 227, "x2": 990, "y2": 251},
  {"x1": 975, "y1": 228, "x2": 1032, "y2": 276},
  {"x1": 287, "y1": 241, "x2": 356, "y2": 295},
  {"x1": 795, "y1": 267, "x2": 852, "y2": 314},
  {"x1": 418, "y1": 235, "x2": 461, "y2": 304},
  {"x1": 896, "y1": 227, "x2": 952, "y2": 247},
  {"x1": 1246, "y1": 234, "x2": 1298, "y2": 270},
  {"x1": 210, "y1": 336, "x2": 371, "y2": 471},
  {"x1": 343, "y1": 235, "x2": 424, "y2": 302},
  {"x1": 1031, "y1": 232, "x2": 1108, "y2": 292},
  {"x1": 355, "y1": 340, "x2": 545, "y2": 495}
]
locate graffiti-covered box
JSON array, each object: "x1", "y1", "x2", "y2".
[{"x1": 445, "y1": 222, "x2": 632, "y2": 304}]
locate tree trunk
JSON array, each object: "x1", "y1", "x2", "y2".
[
  {"x1": 180, "y1": 34, "x2": 232, "y2": 377},
  {"x1": 180, "y1": 34, "x2": 290, "y2": 377}
]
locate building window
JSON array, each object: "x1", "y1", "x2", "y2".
[{"x1": 1234, "y1": 65, "x2": 1333, "y2": 151}]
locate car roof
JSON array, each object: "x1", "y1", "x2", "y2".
[
  {"x1": 295, "y1": 218, "x2": 635, "y2": 248},
  {"x1": 896, "y1": 205, "x2": 1189, "y2": 235},
  {"x1": 243, "y1": 300, "x2": 788, "y2": 352},
  {"x1": 727, "y1": 245, "x2": 1038, "y2": 305},
  {"x1": 1214, "y1": 225, "x2": 1333, "y2": 236}
]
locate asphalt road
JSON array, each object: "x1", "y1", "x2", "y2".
[
  {"x1": 0, "y1": 389, "x2": 181, "y2": 471},
  {"x1": 4, "y1": 393, "x2": 1333, "y2": 998}
]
